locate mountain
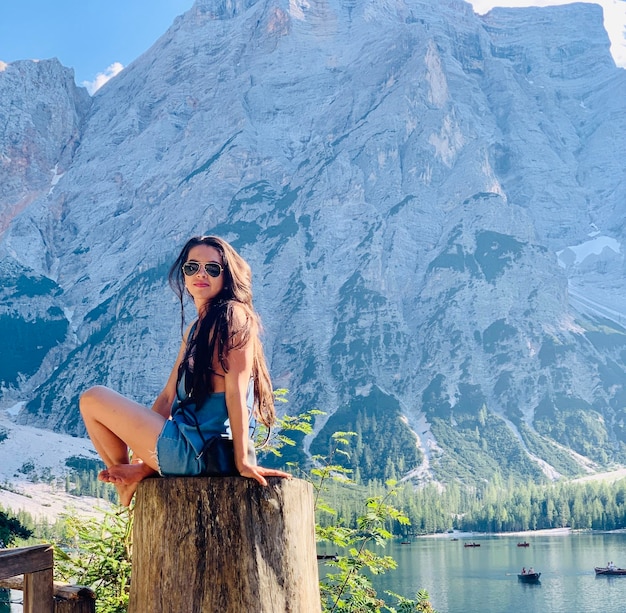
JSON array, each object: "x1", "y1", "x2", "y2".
[{"x1": 1, "y1": 0, "x2": 625, "y2": 487}]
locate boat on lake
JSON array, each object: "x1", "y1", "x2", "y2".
[
  {"x1": 595, "y1": 566, "x2": 626, "y2": 576},
  {"x1": 464, "y1": 542, "x2": 481, "y2": 548},
  {"x1": 517, "y1": 541, "x2": 530, "y2": 547},
  {"x1": 518, "y1": 572, "x2": 541, "y2": 583}
]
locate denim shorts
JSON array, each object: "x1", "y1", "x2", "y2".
[{"x1": 155, "y1": 419, "x2": 205, "y2": 476}]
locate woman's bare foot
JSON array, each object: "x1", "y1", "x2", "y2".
[
  {"x1": 99, "y1": 462, "x2": 157, "y2": 506},
  {"x1": 99, "y1": 462, "x2": 155, "y2": 484},
  {"x1": 115, "y1": 482, "x2": 139, "y2": 508}
]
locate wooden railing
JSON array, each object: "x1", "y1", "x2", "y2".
[{"x1": 0, "y1": 544, "x2": 95, "y2": 613}]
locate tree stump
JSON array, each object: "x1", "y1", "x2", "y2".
[{"x1": 128, "y1": 477, "x2": 321, "y2": 613}]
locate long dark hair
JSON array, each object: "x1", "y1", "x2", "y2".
[{"x1": 168, "y1": 236, "x2": 275, "y2": 427}]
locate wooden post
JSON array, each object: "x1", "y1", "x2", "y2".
[
  {"x1": 52, "y1": 584, "x2": 96, "y2": 613},
  {"x1": 0, "y1": 576, "x2": 95, "y2": 613},
  {"x1": 129, "y1": 477, "x2": 321, "y2": 613}
]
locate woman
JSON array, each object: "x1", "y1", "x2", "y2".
[{"x1": 80, "y1": 235, "x2": 290, "y2": 506}]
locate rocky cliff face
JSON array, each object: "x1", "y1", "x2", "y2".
[
  {"x1": 0, "y1": 59, "x2": 91, "y2": 234},
  {"x1": 1, "y1": 0, "x2": 625, "y2": 485},
  {"x1": 0, "y1": 59, "x2": 91, "y2": 416}
]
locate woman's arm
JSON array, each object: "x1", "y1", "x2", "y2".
[
  {"x1": 223, "y1": 306, "x2": 290, "y2": 485},
  {"x1": 223, "y1": 307, "x2": 256, "y2": 473}
]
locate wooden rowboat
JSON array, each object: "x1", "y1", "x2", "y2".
[
  {"x1": 595, "y1": 566, "x2": 626, "y2": 576},
  {"x1": 518, "y1": 572, "x2": 541, "y2": 582}
]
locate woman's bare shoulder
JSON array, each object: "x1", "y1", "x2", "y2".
[
  {"x1": 230, "y1": 302, "x2": 255, "y2": 323},
  {"x1": 228, "y1": 302, "x2": 258, "y2": 342}
]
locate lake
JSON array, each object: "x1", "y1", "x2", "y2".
[
  {"x1": 3, "y1": 531, "x2": 625, "y2": 612},
  {"x1": 358, "y1": 532, "x2": 626, "y2": 613}
]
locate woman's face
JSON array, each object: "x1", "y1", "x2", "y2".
[{"x1": 183, "y1": 244, "x2": 225, "y2": 309}]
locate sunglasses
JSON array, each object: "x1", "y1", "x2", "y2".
[{"x1": 182, "y1": 261, "x2": 224, "y2": 278}]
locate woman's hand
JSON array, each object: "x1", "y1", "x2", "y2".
[{"x1": 237, "y1": 463, "x2": 292, "y2": 486}]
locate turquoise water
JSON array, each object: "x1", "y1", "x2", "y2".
[
  {"x1": 7, "y1": 532, "x2": 626, "y2": 611},
  {"x1": 363, "y1": 532, "x2": 626, "y2": 613}
]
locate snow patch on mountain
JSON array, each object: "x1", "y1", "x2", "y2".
[
  {"x1": 557, "y1": 235, "x2": 621, "y2": 268},
  {"x1": 0, "y1": 406, "x2": 108, "y2": 521}
]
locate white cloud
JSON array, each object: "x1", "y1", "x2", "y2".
[
  {"x1": 468, "y1": 0, "x2": 626, "y2": 68},
  {"x1": 82, "y1": 61, "x2": 125, "y2": 95}
]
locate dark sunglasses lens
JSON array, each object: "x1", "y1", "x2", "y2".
[
  {"x1": 206, "y1": 263, "x2": 222, "y2": 277},
  {"x1": 182, "y1": 262, "x2": 200, "y2": 276}
]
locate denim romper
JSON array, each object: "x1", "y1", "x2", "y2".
[
  {"x1": 155, "y1": 362, "x2": 256, "y2": 476},
  {"x1": 155, "y1": 370, "x2": 231, "y2": 476}
]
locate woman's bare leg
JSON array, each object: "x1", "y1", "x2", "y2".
[{"x1": 79, "y1": 385, "x2": 166, "y2": 506}]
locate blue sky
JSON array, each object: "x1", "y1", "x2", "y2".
[
  {"x1": 0, "y1": 0, "x2": 193, "y2": 92},
  {"x1": 0, "y1": 0, "x2": 624, "y2": 96}
]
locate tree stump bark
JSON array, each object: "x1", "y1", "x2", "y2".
[{"x1": 128, "y1": 477, "x2": 321, "y2": 613}]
